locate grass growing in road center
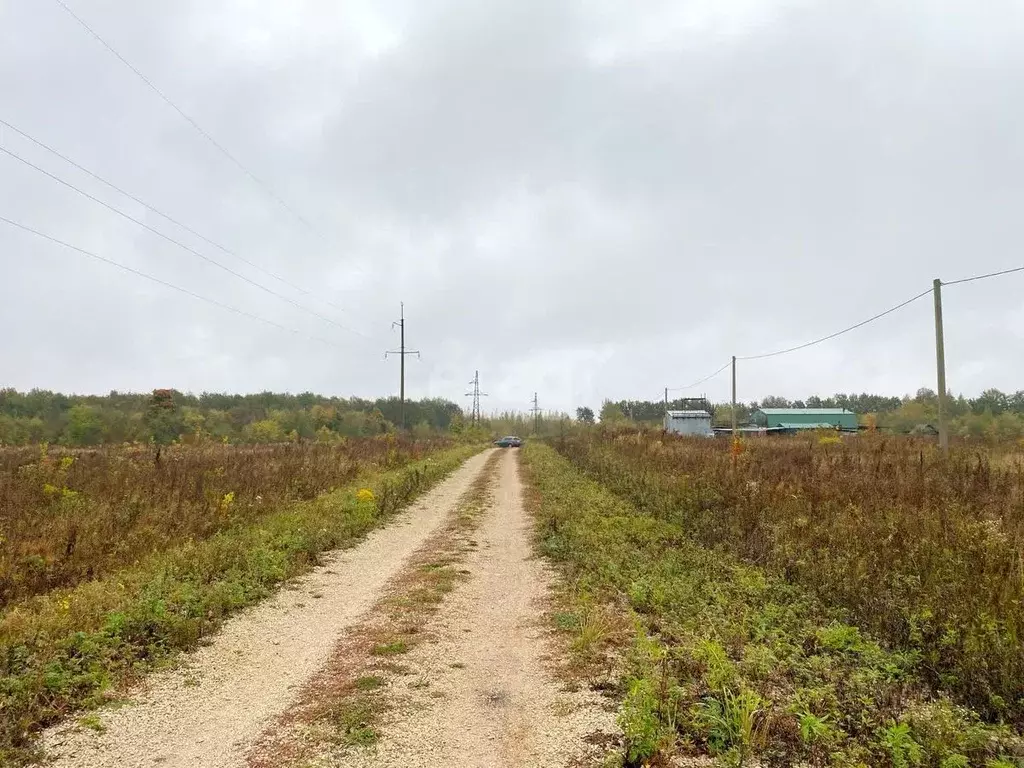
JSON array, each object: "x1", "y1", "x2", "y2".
[{"x1": 247, "y1": 449, "x2": 502, "y2": 768}]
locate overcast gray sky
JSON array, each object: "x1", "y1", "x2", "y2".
[{"x1": 2, "y1": 0, "x2": 1023, "y2": 413}]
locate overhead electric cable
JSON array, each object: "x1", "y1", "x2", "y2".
[
  {"x1": 0, "y1": 115, "x2": 342, "y2": 308},
  {"x1": 942, "y1": 266, "x2": 1024, "y2": 286},
  {"x1": 0, "y1": 144, "x2": 368, "y2": 340},
  {"x1": 737, "y1": 288, "x2": 932, "y2": 361},
  {"x1": 668, "y1": 361, "x2": 732, "y2": 392},
  {"x1": 51, "y1": 0, "x2": 322, "y2": 237},
  {"x1": 0, "y1": 214, "x2": 341, "y2": 348}
]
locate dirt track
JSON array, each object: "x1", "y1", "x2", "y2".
[
  {"x1": 42, "y1": 450, "x2": 494, "y2": 768},
  {"x1": 42, "y1": 448, "x2": 613, "y2": 767},
  {"x1": 327, "y1": 447, "x2": 614, "y2": 767}
]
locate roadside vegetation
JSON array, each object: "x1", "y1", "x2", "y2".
[
  {"x1": 0, "y1": 441, "x2": 482, "y2": 765},
  {"x1": 0, "y1": 435, "x2": 452, "y2": 605},
  {"x1": 557, "y1": 430, "x2": 1024, "y2": 724},
  {"x1": 522, "y1": 439, "x2": 1024, "y2": 767}
]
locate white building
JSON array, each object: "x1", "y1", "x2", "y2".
[{"x1": 663, "y1": 410, "x2": 713, "y2": 437}]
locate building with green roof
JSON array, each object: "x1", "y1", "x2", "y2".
[{"x1": 753, "y1": 408, "x2": 859, "y2": 431}]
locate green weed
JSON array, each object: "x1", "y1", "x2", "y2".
[
  {"x1": 354, "y1": 675, "x2": 385, "y2": 691},
  {"x1": 329, "y1": 700, "x2": 379, "y2": 747},
  {"x1": 881, "y1": 722, "x2": 924, "y2": 768},
  {"x1": 371, "y1": 640, "x2": 410, "y2": 657},
  {"x1": 555, "y1": 429, "x2": 1024, "y2": 727},
  {"x1": 0, "y1": 437, "x2": 459, "y2": 605},
  {"x1": 76, "y1": 714, "x2": 105, "y2": 733},
  {"x1": 0, "y1": 444, "x2": 481, "y2": 764},
  {"x1": 522, "y1": 442, "x2": 1024, "y2": 766}
]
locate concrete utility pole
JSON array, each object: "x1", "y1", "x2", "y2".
[
  {"x1": 530, "y1": 392, "x2": 541, "y2": 435},
  {"x1": 464, "y1": 370, "x2": 488, "y2": 424},
  {"x1": 664, "y1": 387, "x2": 669, "y2": 414},
  {"x1": 385, "y1": 302, "x2": 420, "y2": 430},
  {"x1": 933, "y1": 278, "x2": 949, "y2": 456}
]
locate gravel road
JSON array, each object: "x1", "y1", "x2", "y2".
[
  {"x1": 329, "y1": 448, "x2": 615, "y2": 767},
  {"x1": 42, "y1": 449, "x2": 495, "y2": 768}
]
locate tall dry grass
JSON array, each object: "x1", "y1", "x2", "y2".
[
  {"x1": 0, "y1": 436, "x2": 451, "y2": 607},
  {"x1": 556, "y1": 429, "x2": 1024, "y2": 723},
  {"x1": 0, "y1": 442, "x2": 478, "y2": 764}
]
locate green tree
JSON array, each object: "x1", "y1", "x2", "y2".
[
  {"x1": 181, "y1": 407, "x2": 206, "y2": 438},
  {"x1": 0, "y1": 415, "x2": 30, "y2": 445},
  {"x1": 244, "y1": 419, "x2": 284, "y2": 443},
  {"x1": 576, "y1": 406, "x2": 595, "y2": 424},
  {"x1": 146, "y1": 390, "x2": 183, "y2": 450},
  {"x1": 448, "y1": 412, "x2": 466, "y2": 435},
  {"x1": 599, "y1": 401, "x2": 627, "y2": 424},
  {"x1": 65, "y1": 405, "x2": 104, "y2": 446},
  {"x1": 973, "y1": 388, "x2": 1009, "y2": 415}
]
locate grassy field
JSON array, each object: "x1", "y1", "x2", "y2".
[
  {"x1": 523, "y1": 434, "x2": 1024, "y2": 767},
  {"x1": 0, "y1": 436, "x2": 450, "y2": 605},
  {"x1": 0, "y1": 437, "x2": 478, "y2": 764}
]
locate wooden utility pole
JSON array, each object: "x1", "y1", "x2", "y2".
[
  {"x1": 385, "y1": 302, "x2": 420, "y2": 430},
  {"x1": 731, "y1": 356, "x2": 738, "y2": 439},
  {"x1": 933, "y1": 279, "x2": 949, "y2": 456}
]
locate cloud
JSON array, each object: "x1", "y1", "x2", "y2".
[{"x1": 2, "y1": 0, "x2": 1023, "y2": 412}]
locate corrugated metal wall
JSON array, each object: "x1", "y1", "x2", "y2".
[{"x1": 663, "y1": 412, "x2": 713, "y2": 436}]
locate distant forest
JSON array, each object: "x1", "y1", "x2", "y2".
[
  {"x1": 6, "y1": 385, "x2": 1024, "y2": 446},
  {"x1": 0, "y1": 389, "x2": 465, "y2": 446},
  {"x1": 601, "y1": 388, "x2": 1024, "y2": 439}
]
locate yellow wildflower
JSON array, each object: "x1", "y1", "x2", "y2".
[{"x1": 356, "y1": 488, "x2": 375, "y2": 503}]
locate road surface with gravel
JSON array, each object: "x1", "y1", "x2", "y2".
[{"x1": 42, "y1": 447, "x2": 614, "y2": 768}]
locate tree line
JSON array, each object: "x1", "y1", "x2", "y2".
[
  {"x1": 0, "y1": 389, "x2": 465, "y2": 446},
  {"x1": 8, "y1": 384, "x2": 1022, "y2": 446},
  {"x1": 587, "y1": 387, "x2": 1024, "y2": 439}
]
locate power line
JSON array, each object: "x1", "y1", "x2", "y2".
[
  {"x1": 0, "y1": 214, "x2": 341, "y2": 348},
  {"x1": 670, "y1": 270, "x2": 1019, "y2": 392},
  {"x1": 666, "y1": 288, "x2": 930, "y2": 393},
  {"x1": 737, "y1": 288, "x2": 932, "y2": 361},
  {"x1": 942, "y1": 266, "x2": 1024, "y2": 286},
  {"x1": 672, "y1": 271, "x2": 1019, "y2": 386},
  {"x1": 0, "y1": 143, "x2": 368, "y2": 340},
  {"x1": 668, "y1": 361, "x2": 731, "y2": 392},
  {"x1": 51, "y1": 0, "x2": 321, "y2": 238},
  {"x1": 667, "y1": 268, "x2": 1022, "y2": 410},
  {"x1": 0, "y1": 115, "x2": 345, "y2": 310}
]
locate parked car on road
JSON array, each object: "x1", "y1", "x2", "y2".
[{"x1": 494, "y1": 435, "x2": 523, "y2": 448}]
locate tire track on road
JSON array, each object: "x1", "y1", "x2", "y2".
[
  {"x1": 42, "y1": 449, "x2": 495, "y2": 768},
  {"x1": 326, "y1": 448, "x2": 615, "y2": 767}
]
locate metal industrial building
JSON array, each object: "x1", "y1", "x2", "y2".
[
  {"x1": 753, "y1": 408, "x2": 859, "y2": 431},
  {"x1": 664, "y1": 410, "x2": 714, "y2": 437}
]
